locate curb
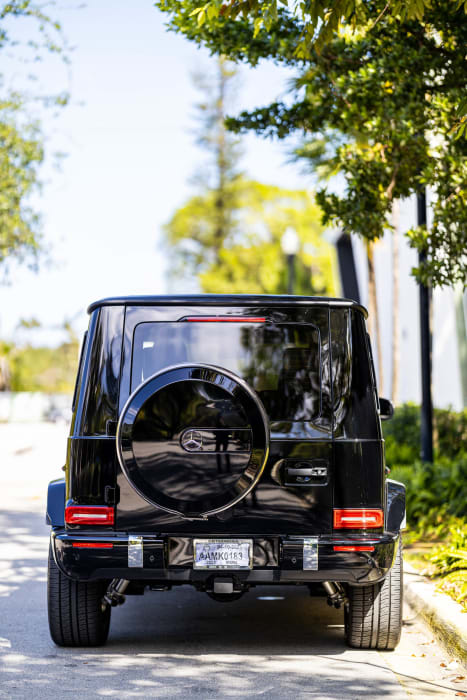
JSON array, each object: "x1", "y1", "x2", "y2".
[{"x1": 404, "y1": 561, "x2": 467, "y2": 669}]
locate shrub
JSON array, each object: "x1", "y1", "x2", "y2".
[
  {"x1": 390, "y1": 455, "x2": 467, "y2": 526},
  {"x1": 430, "y1": 520, "x2": 467, "y2": 611},
  {"x1": 383, "y1": 403, "x2": 467, "y2": 465}
]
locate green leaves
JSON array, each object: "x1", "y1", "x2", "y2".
[
  {"x1": 157, "y1": 0, "x2": 467, "y2": 287},
  {"x1": 156, "y1": 0, "x2": 461, "y2": 56},
  {"x1": 430, "y1": 524, "x2": 467, "y2": 609},
  {"x1": 0, "y1": 2, "x2": 70, "y2": 277},
  {"x1": 165, "y1": 177, "x2": 336, "y2": 295},
  {"x1": 0, "y1": 98, "x2": 43, "y2": 276},
  {"x1": 2, "y1": 333, "x2": 80, "y2": 393}
]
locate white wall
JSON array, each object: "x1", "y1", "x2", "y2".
[
  {"x1": 351, "y1": 193, "x2": 464, "y2": 410},
  {"x1": 0, "y1": 392, "x2": 72, "y2": 423}
]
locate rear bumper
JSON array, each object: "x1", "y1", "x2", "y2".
[{"x1": 51, "y1": 530, "x2": 399, "y2": 587}]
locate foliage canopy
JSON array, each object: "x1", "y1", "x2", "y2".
[
  {"x1": 165, "y1": 176, "x2": 336, "y2": 294},
  {"x1": 0, "y1": 321, "x2": 80, "y2": 393},
  {"x1": 0, "y1": 1, "x2": 68, "y2": 278},
  {"x1": 158, "y1": 0, "x2": 467, "y2": 287},
  {"x1": 164, "y1": 55, "x2": 336, "y2": 295},
  {"x1": 157, "y1": 0, "x2": 467, "y2": 55}
]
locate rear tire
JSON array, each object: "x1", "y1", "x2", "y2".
[
  {"x1": 345, "y1": 539, "x2": 402, "y2": 650},
  {"x1": 47, "y1": 544, "x2": 111, "y2": 647}
]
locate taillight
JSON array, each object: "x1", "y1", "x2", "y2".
[
  {"x1": 333, "y1": 545, "x2": 375, "y2": 552},
  {"x1": 65, "y1": 506, "x2": 115, "y2": 525},
  {"x1": 72, "y1": 542, "x2": 113, "y2": 549},
  {"x1": 333, "y1": 508, "x2": 383, "y2": 529},
  {"x1": 185, "y1": 317, "x2": 266, "y2": 322}
]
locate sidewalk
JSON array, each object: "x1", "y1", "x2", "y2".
[{"x1": 404, "y1": 561, "x2": 467, "y2": 671}]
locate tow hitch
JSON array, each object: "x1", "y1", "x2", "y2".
[{"x1": 205, "y1": 576, "x2": 247, "y2": 602}]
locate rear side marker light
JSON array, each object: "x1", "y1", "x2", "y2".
[
  {"x1": 65, "y1": 506, "x2": 115, "y2": 525},
  {"x1": 333, "y1": 508, "x2": 384, "y2": 529},
  {"x1": 72, "y1": 542, "x2": 113, "y2": 549},
  {"x1": 333, "y1": 545, "x2": 375, "y2": 552},
  {"x1": 185, "y1": 317, "x2": 266, "y2": 323}
]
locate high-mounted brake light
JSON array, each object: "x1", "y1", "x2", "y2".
[
  {"x1": 65, "y1": 506, "x2": 115, "y2": 526},
  {"x1": 333, "y1": 508, "x2": 383, "y2": 529},
  {"x1": 333, "y1": 545, "x2": 375, "y2": 552},
  {"x1": 185, "y1": 317, "x2": 266, "y2": 323},
  {"x1": 72, "y1": 542, "x2": 113, "y2": 549}
]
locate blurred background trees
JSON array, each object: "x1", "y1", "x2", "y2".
[
  {"x1": 0, "y1": 320, "x2": 79, "y2": 393},
  {"x1": 0, "y1": 97, "x2": 43, "y2": 274},
  {"x1": 164, "y1": 56, "x2": 336, "y2": 296},
  {"x1": 0, "y1": 1, "x2": 69, "y2": 278},
  {"x1": 0, "y1": 2, "x2": 74, "y2": 393}
]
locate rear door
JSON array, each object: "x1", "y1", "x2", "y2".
[{"x1": 116, "y1": 306, "x2": 334, "y2": 534}]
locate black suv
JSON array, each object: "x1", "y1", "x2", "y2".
[{"x1": 47, "y1": 295, "x2": 405, "y2": 649}]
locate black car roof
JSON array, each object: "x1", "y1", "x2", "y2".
[{"x1": 87, "y1": 294, "x2": 367, "y2": 318}]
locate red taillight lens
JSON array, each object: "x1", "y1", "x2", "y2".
[
  {"x1": 72, "y1": 542, "x2": 113, "y2": 549},
  {"x1": 65, "y1": 506, "x2": 114, "y2": 525},
  {"x1": 333, "y1": 508, "x2": 384, "y2": 529},
  {"x1": 333, "y1": 545, "x2": 375, "y2": 552},
  {"x1": 185, "y1": 317, "x2": 266, "y2": 322}
]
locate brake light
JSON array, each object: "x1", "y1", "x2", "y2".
[
  {"x1": 333, "y1": 545, "x2": 375, "y2": 552},
  {"x1": 333, "y1": 508, "x2": 383, "y2": 529},
  {"x1": 185, "y1": 317, "x2": 266, "y2": 322},
  {"x1": 65, "y1": 506, "x2": 115, "y2": 525},
  {"x1": 72, "y1": 542, "x2": 113, "y2": 549}
]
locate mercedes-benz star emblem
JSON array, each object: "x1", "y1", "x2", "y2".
[{"x1": 181, "y1": 430, "x2": 204, "y2": 452}]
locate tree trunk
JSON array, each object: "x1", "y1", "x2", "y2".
[
  {"x1": 366, "y1": 240, "x2": 384, "y2": 394},
  {"x1": 214, "y1": 56, "x2": 229, "y2": 263},
  {"x1": 391, "y1": 200, "x2": 400, "y2": 404}
]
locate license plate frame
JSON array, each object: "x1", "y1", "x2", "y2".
[
  {"x1": 193, "y1": 538, "x2": 253, "y2": 570},
  {"x1": 303, "y1": 537, "x2": 319, "y2": 570}
]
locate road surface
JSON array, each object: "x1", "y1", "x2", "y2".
[{"x1": 0, "y1": 423, "x2": 465, "y2": 699}]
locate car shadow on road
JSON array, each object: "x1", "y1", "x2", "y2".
[{"x1": 0, "y1": 507, "x2": 460, "y2": 699}]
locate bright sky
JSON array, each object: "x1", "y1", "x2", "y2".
[{"x1": 0, "y1": 0, "x2": 310, "y2": 346}]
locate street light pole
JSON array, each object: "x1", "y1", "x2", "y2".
[
  {"x1": 281, "y1": 227, "x2": 300, "y2": 295},
  {"x1": 287, "y1": 254, "x2": 295, "y2": 295},
  {"x1": 417, "y1": 189, "x2": 434, "y2": 463}
]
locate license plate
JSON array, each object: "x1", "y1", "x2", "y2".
[
  {"x1": 193, "y1": 539, "x2": 253, "y2": 570},
  {"x1": 303, "y1": 538, "x2": 318, "y2": 570}
]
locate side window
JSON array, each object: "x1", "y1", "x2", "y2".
[{"x1": 72, "y1": 331, "x2": 87, "y2": 412}]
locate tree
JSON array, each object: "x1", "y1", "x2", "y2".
[
  {"x1": 157, "y1": 0, "x2": 464, "y2": 56},
  {"x1": 165, "y1": 54, "x2": 336, "y2": 294},
  {"x1": 158, "y1": 0, "x2": 467, "y2": 289},
  {"x1": 165, "y1": 55, "x2": 333, "y2": 294},
  {"x1": 0, "y1": 97, "x2": 43, "y2": 274},
  {"x1": 0, "y1": 320, "x2": 80, "y2": 393},
  {"x1": 188, "y1": 56, "x2": 242, "y2": 270},
  {"x1": 0, "y1": 2, "x2": 69, "y2": 278},
  {"x1": 165, "y1": 177, "x2": 336, "y2": 294}
]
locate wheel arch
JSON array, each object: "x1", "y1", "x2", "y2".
[
  {"x1": 46, "y1": 478, "x2": 66, "y2": 527},
  {"x1": 386, "y1": 478, "x2": 406, "y2": 532}
]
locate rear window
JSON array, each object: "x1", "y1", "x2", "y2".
[{"x1": 131, "y1": 321, "x2": 321, "y2": 422}]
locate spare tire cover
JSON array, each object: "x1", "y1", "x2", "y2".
[{"x1": 116, "y1": 364, "x2": 269, "y2": 518}]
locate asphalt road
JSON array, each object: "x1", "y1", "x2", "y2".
[{"x1": 0, "y1": 423, "x2": 465, "y2": 699}]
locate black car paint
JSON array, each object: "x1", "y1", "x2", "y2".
[{"x1": 47, "y1": 295, "x2": 405, "y2": 587}]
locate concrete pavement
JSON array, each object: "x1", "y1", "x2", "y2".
[{"x1": 1, "y1": 423, "x2": 466, "y2": 699}]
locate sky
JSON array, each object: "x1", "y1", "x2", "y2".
[{"x1": 1, "y1": 0, "x2": 309, "y2": 346}]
